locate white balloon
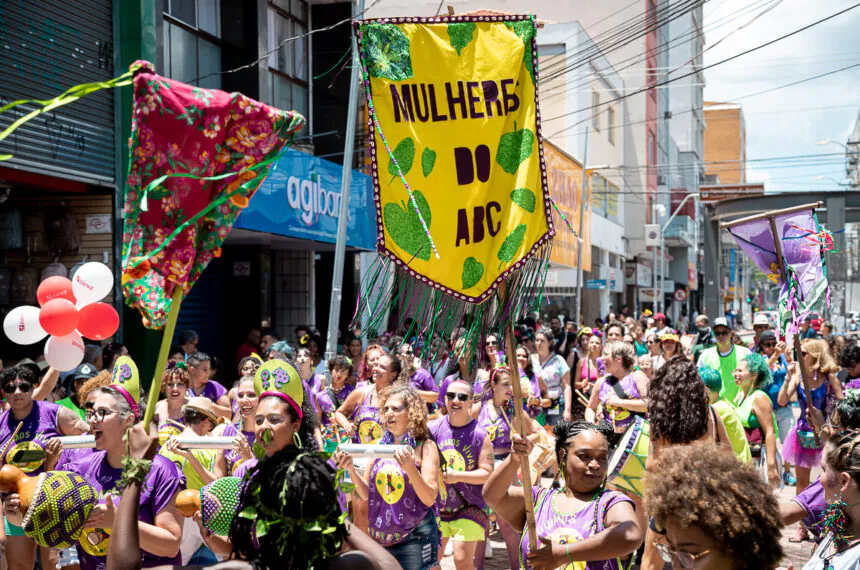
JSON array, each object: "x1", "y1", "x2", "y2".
[
  {"x1": 3, "y1": 306, "x2": 48, "y2": 345},
  {"x1": 45, "y1": 332, "x2": 85, "y2": 371},
  {"x1": 72, "y1": 262, "x2": 113, "y2": 306}
]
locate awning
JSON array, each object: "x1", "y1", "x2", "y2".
[{"x1": 235, "y1": 149, "x2": 376, "y2": 251}]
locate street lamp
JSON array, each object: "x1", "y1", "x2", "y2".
[
  {"x1": 816, "y1": 140, "x2": 860, "y2": 187},
  {"x1": 813, "y1": 175, "x2": 849, "y2": 186}
]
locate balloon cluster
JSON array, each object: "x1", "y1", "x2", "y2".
[{"x1": 2, "y1": 263, "x2": 119, "y2": 371}]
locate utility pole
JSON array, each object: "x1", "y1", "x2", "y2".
[
  {"x1": 324, "y1": 0, "x2": 364, "y2": 361},
  {"x1": 574, "y1": 126, "x2": 589, "y2": 327}
]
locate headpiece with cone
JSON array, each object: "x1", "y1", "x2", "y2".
[
  {"x1": 110, "y1": 356, "x2": 141, "y2": 419},
  {"x1": 254, "y1": 360, "x2": 303, "y2": 420}
]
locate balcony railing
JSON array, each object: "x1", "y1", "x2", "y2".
[{"x1": 664, "y1": 215, "x2": 695, "y2": 247}]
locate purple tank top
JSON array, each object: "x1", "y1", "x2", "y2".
[
  {"x1": 222, "y1": 423, "x2": 256, "y2": 475},
  {"x1": 520, "y1": 487, "x2": 633, "y2": 570},
  {"x1": 0, "y1": 400, "x2": 62, "y2": 476},
  {"x1": 353, "y1": 388, "x2": 383, "y2": 444},
  {"x1": 428, "y1": 416, "x2": 487, "y2": 522},
  {"x1": 316, "y1": 384, "x2": 357, "y2": 426},
  {"x1": 520, "y1": 372, "x2": 543, "y2": 419},
  {"x1": 597, "y1": 373, "x2": 642, "y2": 432},
  {"x1": 477, "y1": 401, "x2": 512, "y2": 455},
  {"x1": 367, "y1": 450, "x2": 431, "y2": 546},
  {"x1": 797, "y1": 374, "x2": 828, "y2": 431}
]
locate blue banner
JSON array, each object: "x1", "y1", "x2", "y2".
[
  {"x1": 586, "y1": 279, "x2": 607, "y2": 290},
  {"x1": 235, "y1": 149, "x2": 376, "y2": 250}
]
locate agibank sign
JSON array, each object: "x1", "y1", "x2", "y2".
[{"x1": 236, "y1": 149, "x2": 376, "y2": 250}]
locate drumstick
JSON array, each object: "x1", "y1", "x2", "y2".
[
  {"x1": 575, "y1": 389, "x2": 590, "y2": 408},
  {"x1": 166, "y1": 418, "x2": 186, "y2": 430},
  {"x1": 0, "y1": 422, "x2": 23, "y2": 466}
]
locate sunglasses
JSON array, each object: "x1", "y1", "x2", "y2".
[
  {"x1": 761, "y1": 342, "x2": 776, "y2": 348},
  {"x1": 4, "y1": 382, "x2": 32, "y2": 394},
  {"x1": 653, "y1": 542, "x2": 710, "y2": 570},
  {"x1": 714, "y1": 329, "x2": 730, "y2": 337},
  {"x1": 486, "y1": 340, "x2": 498, "y2": 346},
  {"x1": 446, "y1": 392, "x2": 470, "y2": 402},
  {"x1": 184, "y1": 410, "x2": 211, "y2": 423}
]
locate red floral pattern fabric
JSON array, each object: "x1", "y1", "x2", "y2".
[{"x1": 121, "y1": 61, "x2": 305, "y2": 328}]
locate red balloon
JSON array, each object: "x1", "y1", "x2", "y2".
[
  {"x1": 36, "y1": 276, "x2": 76, "y2": 306},
  {"x1": 77, "y1": 302, "x2": 119, "y2": 340},
  {"x1": 39, "y1": 299, "x2": 79, "y2": 336}
]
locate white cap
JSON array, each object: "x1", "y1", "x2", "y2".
[
  {"x1": 753, "y1": 313, "x2": 769, "y2": 326},
  {"x1": 713, "y1": 317, "x2": 729, "y2": 329}
]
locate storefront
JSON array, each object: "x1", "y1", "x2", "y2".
[
  {"x1": 172, "y1": 149, "x2": 375, "y2": 366},
  {"x1": 0, "y1": 0, "x2": 117, "y2": 364}
]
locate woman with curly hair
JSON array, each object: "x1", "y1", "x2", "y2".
[
  {"x1": 483, "y1": 420, "x2": 643, "y2": 569},
  {"x1": 734, "y1": 351, "x2": 782, "y2": 490},
  {"x1": 644, "y1": 442, "x2": 784, "y2": 569},
  {"x1": 647, "y1": 357, "x2": 729, "y2": 455},
  {"x1": 779, "y1": 339, "x2": 844, "y2": 497},
  {"x1": 337, "y1": 385, "x2": 441, "y2": 569}
]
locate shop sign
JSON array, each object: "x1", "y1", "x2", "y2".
[
  {"x1": 85, "y1": 214, "x2": 111, "y2": 234},
  {"x1": 545, "y1": 141, "x2": 591, "y2": 271},
  {"x1": 636, "y1": 264, "x2": 652, "y2": 287},
  {"x1": 586, "y1": 279, "x2": 606, "y2": 290},
  {"x1": 687, "y1": 261, "x2": 698, "y2": 290},
  {"x1": 236, "y1": 149, "x2": 376, "y2": 250}
]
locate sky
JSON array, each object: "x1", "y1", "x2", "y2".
[{"x1": 702, "y1": 0, "x2": 860, "y2": 193}]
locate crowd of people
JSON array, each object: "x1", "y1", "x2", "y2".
[{"x1": 0, "y1": 311, "x2": 857, "y2": 570}]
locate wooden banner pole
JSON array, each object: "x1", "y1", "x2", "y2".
[
  {"x1": 142, "y1": 287, "x2": 183, "y2": 427},
  {"x1": 499, "y1": 281, "x2": 538, "y2": 552}
]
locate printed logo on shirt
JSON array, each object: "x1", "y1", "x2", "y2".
[
  {"x1": 375, "y1": 463, "x2": 405, "y2": 505},
  {"x1": 358, "y1": 419, "x2": 383, "y2": 444},
  {"x1": 442, "y1": 448, "x2": 466, "y2": 472},
  {"x1": 545, "y1": 527, "x2": 586, "y2": 570}
]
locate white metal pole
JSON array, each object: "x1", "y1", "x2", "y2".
[
  {"x1": 574, "y1": 126, "x2": 589, "y2": 327},
  {"x1": 325, "y1": 0, "x2": 364, "y2": 360}
]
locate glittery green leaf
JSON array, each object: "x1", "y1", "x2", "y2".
[
  {"x1": 421, "y1": 147, "x2": 437, "y2": 177},
  {"x1": 505, "y1": 20, "x2": 536, "y2": 85},
  {"x1": 256, "y1": 519, "x2": 270, "y2": 538},
  {"x1": 510, "y1": 188, "x2": 536, "y2": 213},
  {"x1": 447, "y1": 22, "x2": 476, "y2": 56},
  {"x1": 498, "y1": 224, "x2": 527, "y2": 265},
  {"x1": 383, "y1": 190, "x2": 433, "y2": 261},
  {"x1": 363, "y1": 24, "x2": 414, "y2": 81},
  {"x1": 496, "y1": 122, "x2": 535, "y2": 174},
  {"x1": 462, "y1": 257, "x2": 484, "y2": 289},
  {"x1": 388, "y1": 137, "x2": 416, "y2": 181}
]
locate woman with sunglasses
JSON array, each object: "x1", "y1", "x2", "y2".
[
  {"x1": 517, "y1": 345, "x2": 551, "y2": 424},
  {"x1": 483, "y1": 420, "x2": 643, "y2": 570},
  {"x1": 645, "y1": 442, "x2": 783, "y2": 570},
  {"x1": 437, "y1": 338, "x2": 475, "y2": 416},
  {"x1": 0, "y1": 365, "x2": 90, "y2": 570},
  {"x1": 645, "y1": 332, "x2": 661, "y2": 358},
  {"x1": 573, "y1": 334, "x2": 604, "y2": 397},
  {"x1": 428, "y1": 379, "x2": 493, "y2": 570},
  {"x1": 337, "y1": 385, "x2": 441, "y2": 569},
  {"x1": 473, "y1": 367, "x2": 540, "y2": 569},
  {"x1": 154, "y1": 364, "x2": 190, "y2": 446},
  {"x1": 585, "y1": 341, "x2": 648, "y2": 435},
  {"x1": 779, "y1": 340, "x2": 844, "y2": 495},
  {"x1": 397, "y1": 342, "x2": 439, "y2": 405},
  {"x1": 474, "y1": 334, "x2": 503, "y2": 393},
  {"x1": 533, "y1": 328, "x2": 572, "y2": 424}
]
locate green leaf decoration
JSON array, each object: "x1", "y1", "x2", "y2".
[
  {"x1": 388, "y1": 137, "x2": 416, "y2": 181},
  {"x1": 505, "y1": 20, "x2": 536, "y2": 85},
  {"x1": 363, "y1": 23, "x2": 414, "y2": 81},
  {"x1": 256, "y1": 519, "x2": 270, "y2": 538},
  {"x1": 421, "y1": 147, "x2": 437, "y2": 177},
  {"x1": 462, "y1": 257, "x2": 484, "y2": 289},
  {"x1": 510, "y1": 188, "x2": 536, "y2": 213},
  {"x1": 383, "y1": 190, "x2": 433, "y2": 261},
  {"x1": 498, "y1": 224, "x2": 528, "y2": 265},
  {"x1": 496, "y1": 122, "x2": 535, "y2": 174},
  {"x1": 238, "y1": 506, "x2": 256, "y2": 519},
  {"x1": 447, "y1": 22, "x2": 476, "y2": 55}
]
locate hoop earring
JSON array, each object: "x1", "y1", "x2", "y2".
[{"x1": 294, "y1": 432, "x2": 303, "y2": 449}]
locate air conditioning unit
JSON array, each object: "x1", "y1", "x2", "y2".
[{"x1": 657, "y1": 175, "x2": 667, "y2": 186}]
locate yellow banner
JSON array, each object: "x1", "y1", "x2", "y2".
[
  {"x1": 544, "y1": 142, "x2": 591, "y2": 271},
  {"x1": 357, "y1": 15, "x2": 552, "y2": 303}
]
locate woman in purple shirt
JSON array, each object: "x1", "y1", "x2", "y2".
[
  {"x1": 297, "y1": 347, "x2": 326, "y2": 395},
  {"x1": 337, "y1": 385, "x2": 441, "y2": 570},
  {"x1": 220, "y1": 376, "x2": 258, "y2": 476},
  {"x1": 0, "y1": 364, "x2": 89, "y2": 570},
  {"x1": 429, "y1": 379, "x2": 493, "y2": 570},
  {"x1": 73, "y1": 358, "x2": 183, "y2": 569},
  {"x1": 484, "y1": 420, "x2": 643, "y2": 570}
]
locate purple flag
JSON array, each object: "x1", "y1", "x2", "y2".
[{"x1": 726, "y1": 208, "x2": 829, "y2": 335}]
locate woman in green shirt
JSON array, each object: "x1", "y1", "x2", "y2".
[
  {"x1": 700, "y1": 366, "x2": 752, "y2": 464},
  {"x1": 733, "y1": 352, "x2": 781, "y2": 490}
]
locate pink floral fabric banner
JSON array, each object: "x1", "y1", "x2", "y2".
[{"x1": 121, "y1": 61, "x2": 305, "y2": 328}]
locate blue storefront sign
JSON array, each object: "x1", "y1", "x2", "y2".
[
  {"x1": 235, "y1": 149, "x2": 376, "y2": 250},
  {"x1": 586, "y1": 279, "x2": 607, "y2": 290}
]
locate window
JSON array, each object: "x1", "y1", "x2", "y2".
[
  {"x1": 648, "y1": 131, "x2": 656, "y2": 166},
  {"x1": 163, "y1": 0, "x2": 222, "y2": 89},
  {"x1": 267, "y1": 1, "x2": 309, "y2": 119},
  {"x1": 591, "y1": 92, "x2": 600, "y2": 130},
  {"x1": 607, "y1": 106, "x2": 615, "y2": 144}
]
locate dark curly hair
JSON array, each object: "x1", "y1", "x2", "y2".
[
  {"x1": 647, "y1": 356, "x2": 709, "y2": 445},
  {"x1": 645, "y1": 442, "x2": 784, "y2": 570},
  {"x1": 832, "y1": 391, "x2": 860, "y2": 431},
  {"x1": 839, "y1": 341, "x2": 860, "y2": 371},
  {"x1": 230, "y1": 446, "x2": 348, "y2": 569},
  {"x1": 0, "y1": 366, "x2": 36, "y2": 390}
]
